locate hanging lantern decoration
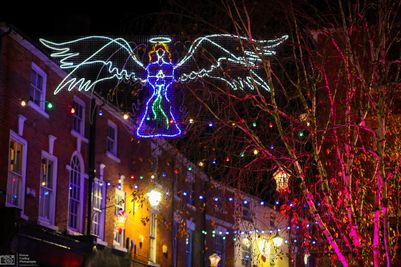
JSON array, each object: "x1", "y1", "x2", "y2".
[
  {"x1": 273, "y1": 167, "x2": 290, "y2": 193},
  {"x1": 115, "y1": 209, "x2": 128, "y2": 234}
]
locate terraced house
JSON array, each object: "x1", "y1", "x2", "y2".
[{"x1": 0, "y1": 24, "x2": 290, "y2": 267}]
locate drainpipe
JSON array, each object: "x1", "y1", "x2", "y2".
[
  {"x1": 172, "y1": 161, "x2": 177, "y2": 267},
  {"x1": 0, "y1": 24, "x2": 12, "y2": 52},
  {"x1": 86, "y1": 97, "x2": 97, "y2": 236}
]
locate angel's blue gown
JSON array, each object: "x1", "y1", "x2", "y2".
[{"x1": 136, "y1": 49, "x2": 181, "y2": 138}]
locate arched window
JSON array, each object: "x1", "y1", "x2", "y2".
[{"x1": 68, "y1": 155, "x2": 83, "y2": 232}]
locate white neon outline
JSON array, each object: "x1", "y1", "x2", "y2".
[
  {"x1": 40, "y1": 36, "x2": 146, "y2": 94},
  {"x1": 149, "y1": 37, "x2": 172, "y2": 44},
  {"x1": 40, "y1": 34, "x2": 288, "y2": 138},
  {"x1": 174, "y1": 34, "x2": 288, "y2": 91}
]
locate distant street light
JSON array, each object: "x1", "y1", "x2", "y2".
[
  {"x1": 209, "y1": 253, "x2": 221, "y2": 267},
  {"x1": 272, "y1": 235, "x2": 284, "y2": 247}
]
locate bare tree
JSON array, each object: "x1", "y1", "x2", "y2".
[{"x1": 155, "y1": 0, "x2": 401, "y2": 266}]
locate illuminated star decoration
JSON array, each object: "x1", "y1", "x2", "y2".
[{"x1": 40, "y1": 34, "x2": 288, "y2": 138}]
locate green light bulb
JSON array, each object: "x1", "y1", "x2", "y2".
[
  {"x1": 298, "y1": 131, "x2": 305, "y2": 138},
  {"x1": 46, "y1": 102, "x2": 54, "y2": 109}
]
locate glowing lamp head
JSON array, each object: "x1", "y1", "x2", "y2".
[
  {"x1": 258, "y1": 238, "x2": 270, "y2": 257},
  {"x1": 209, "y1": 253, "x2": 221, "y2": 267},
  {"x1": 147, "y1": 189, "x2": 162, "y2": 207},
  {"x1": 272, "y1": 235, "x2": 283, "y2": 247}
]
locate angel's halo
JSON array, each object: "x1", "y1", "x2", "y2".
[{"x1": 149, "y1": 37, "x2": 172, "y2": 44}]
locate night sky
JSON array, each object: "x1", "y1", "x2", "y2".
[{"x1": 1, "y1": 3, "x2": 161, "y2": 39}]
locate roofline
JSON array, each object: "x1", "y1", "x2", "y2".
[{"x1": 1, "y1": 24, "x2": 269, "y2": 205}]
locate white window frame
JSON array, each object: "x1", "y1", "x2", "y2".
[
  {"x1": 6, "y1": 130, "x2": 28, "y2": 219},
  {"x1": 71, "y1": 96, "x2": 85, "y2": 137},
  {"x1": 149, "y1": 212, "x2": 157, "y2": 263},
  {"x1": 186, "y1": 170, "x2": 194, "y2": 206},
  {"x1": 242, "y1": 200, "x2": 252, "y2": 220},
  {"x1": 91, "y1": 178, "x2": 106, "y2": 240},
  {"x1": 28, "y1": 62, "x2": 48, "y2": 118},
  {"x1": 106, "y1": 120, "x2": 120, "y2": 163},
  {"x1": 67, "y1": 153, "x2": 85, "y2": 234},
  {"x1": 172, "y1": 219, "x2": 178, "y2": 267},
  {"x1": 113, "y1": 188, "x2": 126, "y2": 251},
  {"x1": 185, "y1": 220, "x2": 195, "y2": 267},
  {"x1": 150, "y1": 142, "x2": 161, "y2": 173},
  {"x1": 38, "y1": 151, "x2": 58, "y2": 228},
  {"x1": 214, "y1": 225, "x2": 226, "y2": 267},
  {"x1": 241, "y1": 238, "x2": 252, "y2": 267}
]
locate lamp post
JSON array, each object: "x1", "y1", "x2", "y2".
[
  {"x1": 147, "y1": 189, "x2": 162, "y2": 263},
  {"x1": 209, "y1": 253, "x2": 221, "y2": 267}
]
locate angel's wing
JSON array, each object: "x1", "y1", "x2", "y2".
[
  {"x1": 40, "y1": 36, "x2": 146, "y2": 94},
  {"x1": 174, "y1": 34, "x2": 288, "y2": 91}
]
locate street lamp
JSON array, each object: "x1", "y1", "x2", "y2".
[
  {"x1": 209, "y1": 253, "x2": 221, "y2": 267},
  {"x1": 272, "y1": 235, "x2": 284, "y2": 247},
  {"x1": 258, "y1": 238, "x2": 271, "y2": 257},
  {"x1": 147, "y1": 189, "x2": 162, "y2": 208}
]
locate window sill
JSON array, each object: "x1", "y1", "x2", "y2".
[
  {"x1": 38, "y1": 219, "x2": 59, "y2": 231},
  {"x1": 106, "y1": 151, "x2": 121, "y2": 163},
  {"x1": 96, "y1": 238, "x2": 108, "y2": 247},
  {"x1": 5, "y1": 203, "x2": 29, "y2": 220},
  {"x1": 113, "y1": 243, "x2": 127, "y2": 252},
  {"x1": 71, "y1": 130, "x2": 89, "y2": 143},
  {"x1": 28, "y1": 101, "x2": 49, "y2": 119},
  {"x1": 67, "y1": 228, "x2": 82, "y2": 236},
  {"x1": 147, "y1": 261, "x2": 160, "y2": 267},
  {"x1": 21, "y1": 213, "x2": 29, "y2": 221}
]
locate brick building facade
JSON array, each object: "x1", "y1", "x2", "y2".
[{"x1": 0, "y1": 25, "x2": 289, "y2": 267}]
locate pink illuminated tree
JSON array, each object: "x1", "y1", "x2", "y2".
[{"x1": 155, "y1": 0, "x2": 401, "y2": 265}]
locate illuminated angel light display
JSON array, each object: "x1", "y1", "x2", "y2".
[{"x1": 40, "y1": 34, "x2": 288, "y2": 138}]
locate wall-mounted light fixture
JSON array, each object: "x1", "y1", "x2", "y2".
[
  {"x1": 162, "y1": 244, "x2": 168, "y2": 257},
  {"x1": 139, "y1": 234, "x2": 144, "y2": 249},
  {"x1": 209, "y1": 253, "x2": 221, "y2": 267}
]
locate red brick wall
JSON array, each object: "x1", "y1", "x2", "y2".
[{"x1": 0, "y1": 31, "x2": 264, "y2": 267}]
